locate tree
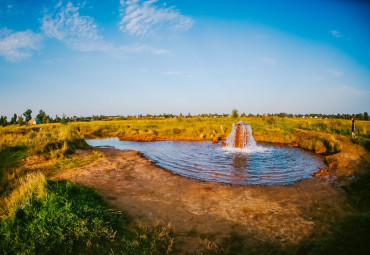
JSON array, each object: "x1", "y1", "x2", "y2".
[
  {"x1": 23, "y1": 109, "x2": 32, "y2": 122},
  {"x1": 277, "y1": 112, "x2": 287, "y2": 118},
  {"x1": 17, "y1": 116, "x2": 24, "y2": 125},
  {"x1": 232, "y1": 108, "x2": 239, "y2": 119},
  {"x1": 364, "y1": 112, "x2": 369, "y2": 121},
  {"x1": 36, "y1": 110, "x2": 46, "y2": 123},
  {"x1": 42, "y1": 115, "x2": 51, "y2": 124},
  {"x1": 0, "y1": 116, "x2": 7, "y2": 126},
  {"x1": 10, "y1": 113, "x2": 17, "y2": 124},
  {"x1": 61, "y1": 114, "x2": 68, "y2": 125}
]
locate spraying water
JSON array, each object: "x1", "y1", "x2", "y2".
[{"x1": 225, "y1": 121, "x2": 257, "y2": 149}]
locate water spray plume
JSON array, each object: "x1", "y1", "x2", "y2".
[{"x1": 225, "y1": 121, "x2": 256, "y2": 149}]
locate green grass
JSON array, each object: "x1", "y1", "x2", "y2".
[
  {"x1": 0, "y1": 174, "x2": 174, "y2": 255},
  {"x1": 0, "y1": 146, "x2": 28, "y2": 194}
]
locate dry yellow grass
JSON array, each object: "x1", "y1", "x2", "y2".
[{"x1": 1, "y1": 172, "x2": 46, "y2": 217}]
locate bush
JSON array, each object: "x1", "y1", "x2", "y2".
[
  {"x1": 232, "y1": 109, "x2": 239, "y2": 119},
  {"x1": 299, "y1": 137, "x2": 341, "y2": 154}
]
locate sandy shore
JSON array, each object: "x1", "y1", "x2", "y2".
[{"x1": 51, "y1": 138, "x2": 368, "y2": 253}]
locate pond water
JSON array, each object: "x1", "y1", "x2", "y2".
[{"x1": 86, "y1": 137, "x2": 326, "y2": 186}]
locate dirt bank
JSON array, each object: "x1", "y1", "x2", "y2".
[{"x1": 51, "y1": 138, "x2": 368, "y2": 253}]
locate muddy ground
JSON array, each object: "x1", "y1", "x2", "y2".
[{"x1": 50, "y1": 137, "x2": 368, "y2": 253}]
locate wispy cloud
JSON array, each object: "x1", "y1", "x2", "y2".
[
  {"x1": 0, "y1": 28, "x2": 42, "y2": 62},
  {"x1": 117, "y1": 44, "x2": 169, "y2": 55},
  {"x1": 327, "y1": 85, "x2": 370, "y2": 98},
  {"x1": 42, "y1": 1, "x2": 111, "y2": 51},
  {"x1": 330, "y1": 30, "x2": 342, "y2": 38},
  {"x1": 119, "y1": 0, "x2": 194, "y2": 36},
  {"x1": 327, "y1": 69, "x2": 343, "y2": 77},
  {"x1": 41, "y1": 1, "x2": 170, "y2": 55},
  {"x1": 261, "y1": 57, "x2": 277, "y2": 66}
]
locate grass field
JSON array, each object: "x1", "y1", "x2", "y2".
[{"x1": 0, "y1": 116, "x2": 369, "y2": 254}]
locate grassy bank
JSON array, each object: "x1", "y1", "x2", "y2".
[
  {"x1": 0, "y1": 173, "x2": 174, "y2": 254},
  {"x1": 0, "y1": 124, "x2": 175, "y2": 254},
  {"x1": 0, "y1": 124, "x2": 88, "y2": 195}
]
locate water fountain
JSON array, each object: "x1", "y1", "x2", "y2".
[{"x1": 225, "y1": 121, "x2": 256, "y2": 149}]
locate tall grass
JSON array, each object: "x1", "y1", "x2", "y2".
[
  {"x1": 0, "y1": 146, "x2": 28, "y2": 194},
  {"x1": 0, "y1": 124, "x2": 88, "y2": 155},
  {"x1": 1, "y1": 172, "x2": 47, "y2": 217},
  {"x1": 0, "y1": 124, "x2": 89, "y2": 197}
]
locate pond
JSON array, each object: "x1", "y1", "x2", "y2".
[{"x1": 86, "y1": 138, "x2": 326, "y2": 186}]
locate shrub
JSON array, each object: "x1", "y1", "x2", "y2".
[
  {"x1": 232, "y1": 109, "x2": 239, "y2": 119},
  {"x1": 173, "y1": 128, "x2": 181, "y2": 134},
  {"x1": 299, "y1": 137, "x2": 341, "y2": 154}
]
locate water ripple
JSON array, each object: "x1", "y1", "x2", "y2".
[{"x1": 86, "y1": 138, "x2": 326, "y2": 186}]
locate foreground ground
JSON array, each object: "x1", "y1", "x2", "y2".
[{"x1": 46, "y1": 136, "x2": 368, "y2": 254}]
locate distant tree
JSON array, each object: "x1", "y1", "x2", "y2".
[
  {"x1": 356, "y1": 113, "x2": 364, "y2": 121},
  {"x1": 42, "y1": 115, "x2": 51, "y2": 124},
  {"x1": 0, "y1": 116, "x2": 7, "y2": 126},
  {"x1": 23, "y1": 109, "x2": 32, "y2": 122},
  {"x1": 364, "y1": 112, "x2": 369, "y2": 121},
  {"x1": 277, "y1": 112, "x2": 287, "y2": 118},
  {"x1": 10, "y1": 113, "x2": 17, "y2": 124},
  {"x1": 36, "y1": 110, "x2": 46, "y2": 123},
  {"x1": 17, "y1": 116, "x2": 24, "y2": 125},
  {"x1": 55, "y1": 115, "x2": 61, "y2": 123},
  {"x1": 61, "y1": 114, "x2": 68, "y2": 125},
  {"x1": 232, "y1": 109, "x2": 239, "y2": 119}
]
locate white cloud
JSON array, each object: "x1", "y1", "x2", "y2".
[
  {"x1": 327, "y1": 69, "x2": 343, "y2": 77},
  {"x1": 330, "y1": 30, "x2": 342, "y2": 38},
  {"x1": 42, "y1": 1, "x2": 111, "y2": 51},
  {"x1": 41, "y1": 1, "x2": 170, "y2": 55},
  {"x1": 119, "y1": 0, "x2": 194, "y2": 36},
  {"x1": 261, "y1": 57, "x2": 277, "y2": 66},
  {"x1": 0, "y1": 28, "x2": 42, "y2": 62}
]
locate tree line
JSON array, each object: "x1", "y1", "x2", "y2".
[
  {"x1": 0, "y1": 109, "x2": 369, "y2": 127},
  {"x1": 0, "y1": 109, "x2": 69, "y2": 127}
]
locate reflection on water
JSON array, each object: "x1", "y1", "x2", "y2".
[
  {"x1": 86, "y1": 138, "x2": 326, "y2": 186},
  {"x1": 232, "y1": 153, "x2": 249, "y2": 174}
]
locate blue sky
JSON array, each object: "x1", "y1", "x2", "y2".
[{"x1": 0, "y1": 0, "x2": 369, "y2": 118}]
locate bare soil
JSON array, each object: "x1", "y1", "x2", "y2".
[{"x1": 51, "y1": 137, "x2": 368, "y2": 253}]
